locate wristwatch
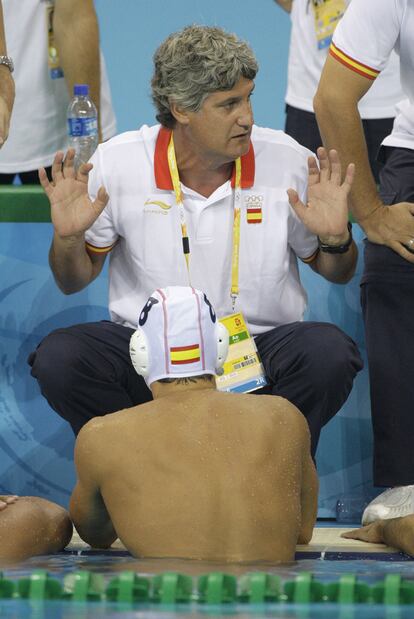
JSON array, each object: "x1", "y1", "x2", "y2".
[
  {"x1": 318, "y1": 222, "x2": 353, "y2": 254},
  {"x1": 0, "y1": 56, "x2": 14, "y2": 73}
]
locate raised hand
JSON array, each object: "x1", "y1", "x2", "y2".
[
  {"x1": 39, "y1": 149, "x2": 109, "y2": 239},
  {"x1": 287, "y1": 148, "x2": 355, "y2": 244}
]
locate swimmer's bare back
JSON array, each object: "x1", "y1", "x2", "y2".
[{"x1": 71, "y1": 382, "x2": 318, "y2": 562}]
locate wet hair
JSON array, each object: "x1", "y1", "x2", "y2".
[
  {"x1": 151, "y1": 24, "x2": 258, "y2": 128},
  {"x1": 158, "y1": 375, "x2": 214, "y2": 385}
]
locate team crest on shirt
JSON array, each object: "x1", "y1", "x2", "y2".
[{"x1": 245, "y1": 194, "x2": 263, "y2": 224}]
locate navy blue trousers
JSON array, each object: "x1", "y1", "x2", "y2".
[
  {"x1": 285, "y1": 104, "x2": 394, "y2": 185},
  {"x1": 361, "y1": 146, "x2": 414, "y2": 486},
  {"x1": 28, "y1": 320, "x2": 362, "y2": 458}
]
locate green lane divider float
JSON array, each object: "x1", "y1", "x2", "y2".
[
  {"x1": 0, "y1": 570, "x2": 414, "y2": 605},
  {"x1": 152, "y1": 572, "x2": 193, "y2": 604},
  {"x1": 0, "y1": 185, "x2": 51, "y2": 222}
]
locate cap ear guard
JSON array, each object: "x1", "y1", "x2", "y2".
[
  {"x1": 215, "y1": 322, "x2": 229, "y2": 376},
  {"x1": 129, "y1": 328, "x2": 150, "y2": 378}
]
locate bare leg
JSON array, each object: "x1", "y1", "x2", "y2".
[{"x1": 0, "y1": 496, "x2": 73, "y2": 562}]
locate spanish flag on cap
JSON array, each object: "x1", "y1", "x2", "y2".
[{"x1": 170, "y1": 344, "x2": 201, "y2": 365}]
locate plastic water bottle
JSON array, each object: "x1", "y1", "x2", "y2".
[{"x1": 67, "y1": 84, "x2": 98, "y2": 170}]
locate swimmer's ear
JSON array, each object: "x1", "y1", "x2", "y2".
[
  {"x1": 129, "y1": 329, "x2": 150, "y2": 378},
  {"x1": 215, "y1": 323, "x2": 229, "y2": 375}
]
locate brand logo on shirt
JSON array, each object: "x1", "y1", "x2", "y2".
[
  {"x1": 144, "y1": 199, "x2": 172, "y2": 211},
  {"x1": 245, "y1": 195, "x2": 263, "y2": 224}
]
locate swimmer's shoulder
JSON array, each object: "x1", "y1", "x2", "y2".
[
  {"x1": 214, "y1": 391, "x2": 309, "y2": 431},
  {"x1": 256, "y1": 394, "x2": 310, "y2": 438}
]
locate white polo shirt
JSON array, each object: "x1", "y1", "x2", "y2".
[
  {"x1": 85, "y1": 124, "x2": 318, "y2": 335},
  {"x1": 332, "y1": 0, "x2": 414, "y2": 150},
  {"x1": 286, "y1": 0, "x2": 403, "y2": 119},
  {"x1": 0, "y1": 0, "x2": 117, "y2": 173}
]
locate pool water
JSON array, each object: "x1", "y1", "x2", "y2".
[{"x1": 1, "y1": 549, "x2": 414, "y2": 618}]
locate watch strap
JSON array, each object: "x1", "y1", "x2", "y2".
[{"x1": 318, "y1": 222, "x2": 353, "y2": 254}]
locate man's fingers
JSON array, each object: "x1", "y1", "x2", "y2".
[
  {"x1": 391, "y1": 240, "x2": 414, "y2": 264},
  {"x1": 77, "y1": 162, "x2": 93, "y2": 184},
  {"x1": 63, "y1": 149, "x2": 76, "y2": 179},
  {"x1": 4, "y1": 495, "x2": 18, "y2": 505},
  {"x1": 0, "y1": 495, "x2": 18, "y2": 511},
  {"x1": 51, "y1": 151, "x2": 65, "y2": 184},
  {"x1": 343, "y1": 162, "x2": 355, "y2": 192},
  {"x1": 287, "y1": 188, "x2": 299, "y2": 206},
  {"x1": 39, "y1": 167, "x2": 53, "y2": 197},
  {"x1": 287, "y1": 188, "x2": 307, "y2": 220},
  {"x1": 341, "y1": 529, "x2": 360, "y2": 540},
  {"x1": 92, "y1": 186, "x2": 109, "y2": 217},
  {"x1": 328, "y1": 149, "x2": 342, "y2": 185},
  {"x1": 307, "y1": 156, "x2": 320, "y2": 187},
  {"x1": 317, "y1": 146, "x2": 330, "y2": 182}
]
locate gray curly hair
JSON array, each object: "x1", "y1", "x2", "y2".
[{"x1": 151, "y1": 25, "x2": 259, "y2": 128}]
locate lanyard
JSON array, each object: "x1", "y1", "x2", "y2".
[{"x1": 167, "y1": 133, "x2": 242, "y2": 311}]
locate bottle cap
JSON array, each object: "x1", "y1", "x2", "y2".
[{"x1": 73, "y1": 84, "x2": 89, "y2": 96}]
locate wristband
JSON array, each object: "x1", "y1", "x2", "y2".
[{"x1": 318, "y1": 222, "x2": 353, "y2": 254}]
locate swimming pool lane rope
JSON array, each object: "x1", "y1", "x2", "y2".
[{"x1": 0, "y1": 570, "x2": 413, "y2": 605}]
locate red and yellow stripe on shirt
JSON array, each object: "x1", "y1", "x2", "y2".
[
  {"x1": 170, "y1": 344, "x2": 200, "y2": 365},
  {"x1": 85, "y1": 241, "x2": 116, "y2": 254},
  {"x1": 329, "y1": 42, "x2": 380, "y2": 81},
  {"x1": 246, "y1": 207, "x2": 262, "y2": 224}
]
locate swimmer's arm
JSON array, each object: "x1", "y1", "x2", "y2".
[
  {"x1": 70, "y1": 424, "x2": 117, "y2": 549},
  {"x1": 70, "y1": 481, "x2": 116, "y2": 549}
]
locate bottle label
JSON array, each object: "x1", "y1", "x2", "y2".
[{"x1": 67, "y1": 117, "x2": 98, "y2": 137}]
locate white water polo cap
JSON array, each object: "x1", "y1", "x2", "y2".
[{"x1": 129, "y1": 286, "x2": 229, "y2": 386}]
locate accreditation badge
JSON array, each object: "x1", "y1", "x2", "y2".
[
  {"x1": 215, "y1": 313, "x2": 268, "y2": 394},
  {"x1": 311, "y1": 0, "x2": 346, "y2": 50},
  {"x1": 45, "y1": 1, "x2": 64, "y2": 79}
]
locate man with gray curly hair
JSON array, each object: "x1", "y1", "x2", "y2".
[
  {"x1": 31, "y1": 24, "x2": 362, "y2": 464},
  {"x1": 151, "y1": 25, "x2": 258, "y2": 129}
]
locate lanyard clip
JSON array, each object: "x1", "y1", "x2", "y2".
[{"x1": 231, "y1": 294, "x2": 237, "y2": 312}]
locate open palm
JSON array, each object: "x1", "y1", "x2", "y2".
[
  {"x1": 39, "y1": 149, "x2": 109, "y2": 238},
  {"x1": 287, "y1": 148, "x2": 354, "y2": 241}
]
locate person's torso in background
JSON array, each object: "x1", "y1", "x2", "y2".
[
  {"x1": 285, "y1": 0, "x2": 404, "y2": 119},
  {"x1": 381, "y1": 2, "x2": 414, "y2": 150},
  {"x1": 0, "y1": 0, "x2": 117, "y2": 174}
]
